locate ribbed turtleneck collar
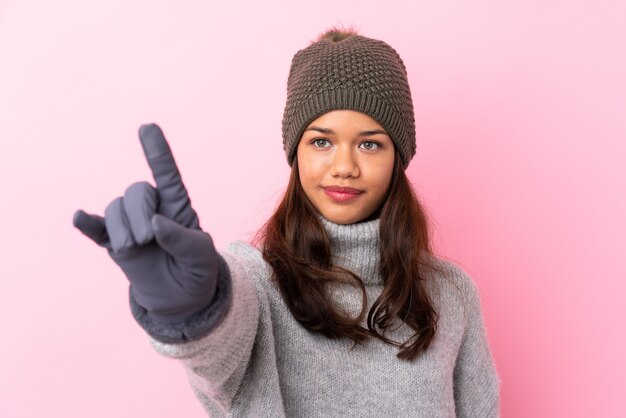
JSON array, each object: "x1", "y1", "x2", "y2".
[{"x1": 317, "y1": 214, "x2": 382, "y2": 286}]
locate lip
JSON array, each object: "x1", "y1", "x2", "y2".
[
  {"x1": 323, "y1": 186, "x2": 363, "y2": 194},
  {"x1": 323, "y1": 186, "x2": 363, "y2": 202}
]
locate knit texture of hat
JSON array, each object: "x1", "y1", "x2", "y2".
[{"x1": 282, "y1": 34, "x2": 416, "y2": 169}]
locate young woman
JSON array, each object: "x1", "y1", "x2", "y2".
[{"x1": 73, "y1": 28, "x2": 501, "y2": 417}]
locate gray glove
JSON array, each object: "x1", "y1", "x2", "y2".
[{"x1": 73, "y1": 123, "x2": 220, "y2": 323}]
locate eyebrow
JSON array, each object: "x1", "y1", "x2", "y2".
[{"x1": 304, "y1": 126, "x2": 389, "y2": 136}]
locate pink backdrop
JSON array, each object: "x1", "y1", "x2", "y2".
[{"x1": 1, "y1": 1, "x2": 624, "y2": 417}]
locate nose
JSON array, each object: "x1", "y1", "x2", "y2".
[{"x1": 330, "y1": 146, "x2": 359, "y2": 178}]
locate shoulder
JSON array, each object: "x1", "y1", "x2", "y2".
[
  {"x1": 422, "y1": 254, "x2": 485, "y2": 322},
  {"x1": 427, "y1": 255, "x2": 480, "y2": 295},
  {"x1": 223, "y1": 240, "x2": 273, "y2": 283}
]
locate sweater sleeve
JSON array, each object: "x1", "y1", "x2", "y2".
[
  {"x1": 129, "y1": 244, "x2": 262, "y2": 415},
  {"x1": 453, "y1": 272, "x2": 501, "y2": 418}
]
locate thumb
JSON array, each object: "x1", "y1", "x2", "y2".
[
  {"x1": 151, "y1": 214, "x2": 215, "y2": 263},
  {"x1": 73, "y1": 210, "x2": 112, "y2": 250}
]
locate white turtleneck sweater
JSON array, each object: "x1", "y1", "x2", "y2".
[{"x1": 129, "y1": 216, "x2": 501, "y2": 417}]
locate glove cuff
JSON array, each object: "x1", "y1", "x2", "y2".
[{"x1": 128, "y1": 253, "x2": 232, "y2": 343}]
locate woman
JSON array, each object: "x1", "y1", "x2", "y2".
[{"x1": 73, "y1": 27, "x2": 501, "y2": 417}]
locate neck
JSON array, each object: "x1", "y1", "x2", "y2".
[{"x1": 317, "y1": 214, "x2": 382, "y2": 285}]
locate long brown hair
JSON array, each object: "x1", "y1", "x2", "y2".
[{"x1": 252, "y1": 147, "x2": 448, "y2": 360}]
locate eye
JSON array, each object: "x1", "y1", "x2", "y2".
[
  {"x1": 311, "y1": 138, "x2": 331, "y2": 148},
  {"x1": 360, "y1": 141, "x2": 381, "y2": 151}
]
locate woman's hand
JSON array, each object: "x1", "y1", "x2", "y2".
[{"x1": 73, "y1": 124, "x2": 219, "y2": 323}]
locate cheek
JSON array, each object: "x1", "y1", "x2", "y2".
[
  {"x1": 298, "y1": 164, "x2": 318, "y2": 194},
  {"x1": 298, "y1": 163, "x2": 311, "y2": 185},
  {"x1": 298, "y1": 157, "x2": 324, "y2": 184},
  {"x1": 369, "y1": 161, "x2": 394, "y2": 191}
]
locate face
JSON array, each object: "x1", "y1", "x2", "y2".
[{"x1": 296, "y1": 110, "x2": 395, "y2": 225}]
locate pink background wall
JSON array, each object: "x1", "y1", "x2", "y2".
[{"x1": 1, "y1": 0, "x2": 624, "y2": 417}]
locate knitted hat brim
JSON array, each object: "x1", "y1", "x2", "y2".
[{"x1": 285, "y1": 88, "x2": 411, "y2": 169}]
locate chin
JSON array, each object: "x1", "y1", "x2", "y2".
[{"x1": 322, "y1": 211, "x2": 368, "y2": 225}]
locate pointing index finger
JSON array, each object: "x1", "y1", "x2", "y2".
[
  {"x1": 139, "y1": 123, "x2": 173, "y2": 160},
  {"x1": 138, "y1": 123, "x2": 200, "y2": 229}
]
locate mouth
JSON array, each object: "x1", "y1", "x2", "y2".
[
  {"x1": 323, "y1": 186, "x2": 363, "y2": 202},
  {"x1": 323, "y1": 186, "x2": 363, "y2": 194}
]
